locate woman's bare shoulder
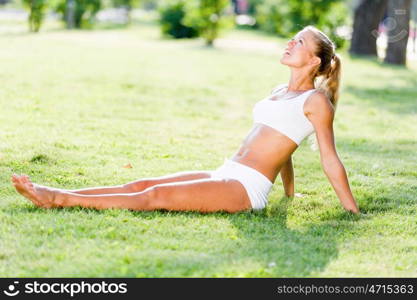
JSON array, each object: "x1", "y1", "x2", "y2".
[{"x1": 305, "y1": 90, "x2": 334, "y2": 116}]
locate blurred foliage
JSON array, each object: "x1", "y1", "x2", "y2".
[
  {"x1": 246, "y1": 0, "x2": 263, "y2": 16},
  {"x1": 158, "y1": 0, "x2": 232, "y2": 45},
  {"x1": 111, "y1": 0, "x2": 141, "y2": 23},
  {"x1": 141, "y1": 0, "x2": 161, "y2": 10},
  {"x1": 52, "y1": 0, "x2": 102, "y2": 28},
  {"x1": 22, "y1": 0, "x2": 47, "y2": 32},
  {"x1": 183, "y1": 0, "x2": 234, "y2": 46},
  {"x1": 254, "y1": 0, "x2": 349, "y2": 48},
  {"x1": 158, "y1": 0, "x2": 199, "y2": 38},
  {"x1": 111, "y1": 0, "x2": 139, "y2": 10},
  {"x1": 15, "y1": 0, "x2": 350, "y2": 44}
]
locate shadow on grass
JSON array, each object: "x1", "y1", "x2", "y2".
[
  {"x1": 124, "y1": 197, "x2": 357, "y2": 277},
  {"x1": 345, "y1": 84, "x2": 417, "y2": 116},
  {"x1": 345, "y1": 54, "x2": 417, "y2": 116},
  {"x1": 348, "y1": 53, "x2": 384, "y2": 67},
  {"x1": 1, "y1": 195, "x2": 353, "y2": 277},
  {"x1": 348, "y1": 53, "x2": 415, "y2": 70},
  {"x1": 336, "y1": 136, "x2": 416, "y2": 160},
  {"x1": 333, "y1": 136, "x2": 416, "y2": 215},
  {"x1": 221, "y1": 197, "x2": 346, "y2": 276}
]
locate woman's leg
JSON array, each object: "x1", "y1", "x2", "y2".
[
  {"x1": 58, "y1": 171, "x2": 213, "y2": 195},
  {"x1": 12, "y1": 174, "x2": 251, "y2": 213}
]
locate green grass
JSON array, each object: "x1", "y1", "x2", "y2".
[{"x1": 0, "y1": 18, "x2": 416, "y2": 277}]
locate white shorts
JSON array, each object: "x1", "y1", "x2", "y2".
[{"x1": 210, "y1": 158, "x2": 273, "y2": 210}]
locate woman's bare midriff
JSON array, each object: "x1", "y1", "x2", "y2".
[{"x1": 230, "y1": 123, "x2": 299, "y2": 183}]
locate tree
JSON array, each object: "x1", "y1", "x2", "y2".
[
  {"x1": 53, "y1": 0, "x2": 102, "y2": 29},
  {"x1": 384, "y1": 0, "x2": 412, "y2": 65},
  {"x1": 22, "y1": 0, "x2": 47, "y2": 32},
  {"x1": 159, "y1": 0, "x2": 199, "y2": 38},
  {"x1": 66, "y1": 0, "x2": 76, "y2": 29},
  {"x1": 184, "y1": 0, "x2": 233, "y2": 46},
  {"x1": 349, "y1": 0, "x2": 388, "y2": 56}
]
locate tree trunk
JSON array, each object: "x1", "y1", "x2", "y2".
[
  {"x1": 384, "y1": 0, "x2": 411, "y2": 65},
  {"x1": 66, "y1": 0, "x2": 76, "y2": 29},
  {"x1": 349, "y1": 0, "x2": 388, "y2": 56}
]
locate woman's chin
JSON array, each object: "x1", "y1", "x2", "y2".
[
  {"x1": 280, "y1": 56, "x2": 299, "y2": 67},
  {"x1": 279, "y1": 57, "x2": 289, "y2": 65}
]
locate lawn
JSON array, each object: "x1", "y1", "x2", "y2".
[{"x1": 0, "y1": 16, "x2": 416, "y2": 277}]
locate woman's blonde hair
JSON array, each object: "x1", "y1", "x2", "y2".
[
  {"x1": 305, "y1": 25, "x2": 341, "y2": 110},
  {"x1": 304, "y1": 25, "x2": 342, "y2": 150}
]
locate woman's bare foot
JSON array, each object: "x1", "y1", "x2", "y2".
[{"x1": 11, "y1": 174, "x2": 65, "y2": 208}]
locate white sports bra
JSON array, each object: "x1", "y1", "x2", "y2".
[{"x1": 252, "y1": 84, "x2": 317, "y2": 145}]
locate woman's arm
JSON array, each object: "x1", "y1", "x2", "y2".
[
  {"x1": 306, "y1": 92, "x2": 360, "y2": 214},
  {"x1": 320, "y1": 153, "x2": 359, "y2": 213},
  {"x1": 280, "y1": 156, "x2": 294, "y2": 197}
]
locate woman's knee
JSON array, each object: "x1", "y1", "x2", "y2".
[
  {"x1": 141, "y1": 185, "x2": 168, "y2": 210},
  {"x1": 123, "y1": 180, "x2": 149, "y2": 193}
]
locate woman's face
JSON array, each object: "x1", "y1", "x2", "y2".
[{"x1": 280, "y1": 29, "x2": 319, "y2": 69}]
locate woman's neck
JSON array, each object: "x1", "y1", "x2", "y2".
[{"x1": 287, "y1": 68, "x2": 315, "y2": 92}]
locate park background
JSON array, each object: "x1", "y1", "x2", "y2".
[{"x1": 0, "y1": 0, "x2": 416, "y2": 277}]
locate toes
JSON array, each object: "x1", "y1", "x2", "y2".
[
  {"x1": 13, "y1": 177, "x2": 22, "y2": 186},
  {"x1": 11, "y1": 174, "x2": 19, "y2": 182},
  {"x1": 22, "y1": 176, "x2": 28, "y2": 184},
  {"x1": 22, "y1": 176, "x2": 31, "y2": 185},
  {"x1": 25, "y1": 177, "x2": 34, "y2": 186}
]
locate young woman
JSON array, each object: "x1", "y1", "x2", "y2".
[{"x1": 12, "y1": 26, "x2": 359, "y2": 214}]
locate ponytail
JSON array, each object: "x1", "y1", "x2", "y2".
[{"x1": 315, "y1": 53, "x2": 341, "y2": 111}]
